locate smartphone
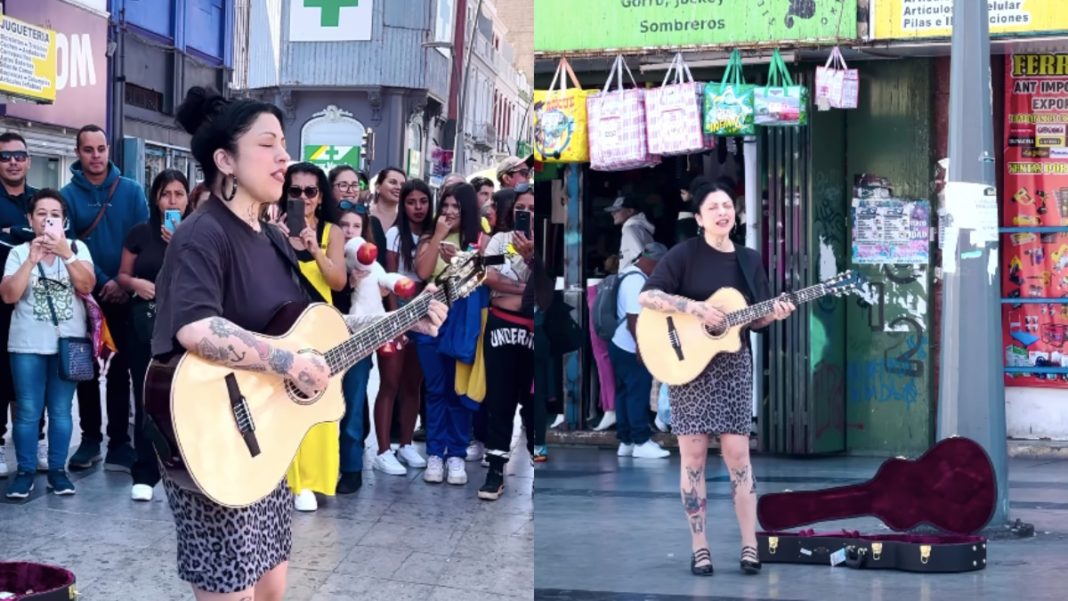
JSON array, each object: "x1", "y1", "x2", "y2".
[
  {"x1": 514, "y1": 210, "x2": 532, "y2": 237},
  {"x1": 44, "y1": 217, "x2": 63, "y2": 240},
  {"x1": 286, "y1": 199, "x2": 306, "y2": 237},
  {"x1": 164, "y1": 209, "x2": 182, "y2": 233}
]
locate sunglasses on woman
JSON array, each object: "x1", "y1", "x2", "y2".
[{"x1": 287, "y1": 185, "x2": 319, "y2": 199}]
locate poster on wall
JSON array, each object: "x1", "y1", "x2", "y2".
[
  {"x1": 851, "y1": 198, "x2": 930, "y2": 265},
  {"x1": 1001, "y1": 53, "x2": 1068, "y2": 388}
]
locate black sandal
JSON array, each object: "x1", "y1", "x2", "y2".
[
  {"x1": 691, "y1": 548, "x2": 714, "y2": 576},
  {"x1": 740, "y1": 545, "x2": 761, "y2": 574}
]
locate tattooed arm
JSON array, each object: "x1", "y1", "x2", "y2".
[{"x1": 175, "y1": 317, "x2": 328, "y2": 396}]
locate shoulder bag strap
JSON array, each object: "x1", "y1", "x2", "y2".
[
  {"x1": 79, "y1": 177, "x2": 121, "y2": 240},
  {"x1": 36, "y1": 262, "x2": 62, "y2": 335},
  {"x1": 261, "y1": 223, "x2": 328, "y2": 304}
]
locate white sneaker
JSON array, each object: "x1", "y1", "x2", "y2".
[
  {"x1": 617, "y1": 443, "x2": 634, "y2": 457},
  {"x1": 550, "y1": 414, "x2": 565, "y2": 429},
  {"x1": 446, "y1": 457, "x2": 467, "y2": 485},
  {"x1": 0, "y1": 446, "x2": 8, "y2": 475},
  {"x1": 466, "y1": 441, "x2": 485, "y2": 462},
  {"x1": 654, "y1": 416, "x2": 669, "y2": 433},
  {"x1": 373, "y1": 450, "x2": 408, "y2": 476},
  {"x1": 131, "y1": 484, "x2": 154, "y2": 502},
  {"x1": 294, "y1": 489, "x2": 318, "y2": 512},
  {"x1": 396, "y1": 445, "x2": 427, "y2": 468},
  {"x1": 593, "y1": 411, "x2": 616, "y2": 431},
  {"x1": 633, "y1": 440, "x2": 670, "y2": 459},
  {"x1": 424, "y1": 456, "x2": 445, "y2": 483},
  {"x1": 36, "y1": 440, "x2": 48, "y2": 472}
]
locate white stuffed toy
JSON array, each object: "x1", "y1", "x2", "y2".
[{"x1": 344, "y1": 236, "x2": 417, "y2": 320}]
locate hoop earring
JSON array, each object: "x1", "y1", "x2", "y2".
[{"x1": 223, "y1": 174, "x2": 238, "y2": 201}]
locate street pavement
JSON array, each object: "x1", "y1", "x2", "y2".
[
  {"x1": 534, "y1": 446, "x2": 1068, "y2": 601},
  {"x1": 0, "y1": 368, "x2": 533, "y2": 600}
]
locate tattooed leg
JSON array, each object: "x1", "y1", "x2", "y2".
[
  {"x1": 678, "y1": 434, "x2": 711, "y2": 562},
  {"x1": 721, "y1": 434, "x2": 758, "y2": 549}
]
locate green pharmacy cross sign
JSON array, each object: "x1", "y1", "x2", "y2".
[
  {"x1": 304, "y1": 145, "x2": 361, "y2": 170},
  {"x1": 305, "y1": 0, "x2": 359, "y2": 27}
]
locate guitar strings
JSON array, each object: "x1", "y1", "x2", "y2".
[{"x1": 723, "y1": 284, "x2": 828, "y2": 328}]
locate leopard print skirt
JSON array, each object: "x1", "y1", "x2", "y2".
[
  {"x1": 668, "y1": 349, "x2": 753, "y2": 436},
  {"x1": 162, "y1": 475, "x2": 293, "y2": 593}
]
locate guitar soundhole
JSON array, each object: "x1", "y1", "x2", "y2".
[
  {"x1": 284, "y1": 380, "x2": 322, "y2": 406},
  {"x1": 703, "y1": 324, "x2": 728, "y2": 339}
]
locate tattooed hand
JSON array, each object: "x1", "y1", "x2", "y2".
[{"x1": 287, "y1": 350, "x2": 330, "y2": 398}]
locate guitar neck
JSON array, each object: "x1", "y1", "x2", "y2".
[
  {"x1": 725, "y1": 283, "x2": 830, "y2": 328},
  {"x1": 323, "y1": 289, "x2": 447, "y2": 375}
]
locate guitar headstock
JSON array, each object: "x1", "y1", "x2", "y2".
[
  {"x1": 822, "y1": 270, "x2": 865, "y2": 297},
  {"x1": 435, "y1": 250, "x2": 496, "y2": 305}
]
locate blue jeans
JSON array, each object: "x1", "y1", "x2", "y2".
[
  {"x1": 339, "y1": 357, "x2": 373, "y2": 473},
  {"x1": 607, "y1": 343, "x2": 653, "y2": 446},
  {"x1": 412, "y1": 332, "x2": 471, "y2": 460},
  {"x1": 10, "y1": 353, "x2": 76, "y2": 473}
]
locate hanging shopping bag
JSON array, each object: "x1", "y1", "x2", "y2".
[
  {"x1": 534, "y1": 58, "x2": 590, "y2": 163},
  {"x1": 586, "y1": 55, "x2": 660, "y2": 171},
  {"x1": 703, "y1": 49, "x2": 755, "y2": 137},
  {"x1": 645, "y1": 53, "x2": 711, "y2": 156},
  {"x1": 754, "y1": 49, "x2": 809, "y2": 127},
  {"x1": 815, "y1": 46, "x2": 859, "y2": 110}
]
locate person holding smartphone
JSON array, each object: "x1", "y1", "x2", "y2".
[
  {"x1": 478, "y1": 183, "x2": 535, "y2": 500},
  {"x1": 116, "y1": 169, "x2": 191, "y2": 502},
  {"x1": 0, "y1": 189, "x2": 96, "y2": 499},
  {"x1": 273, "y1": 162, "x2": 347, "y2": 513}
]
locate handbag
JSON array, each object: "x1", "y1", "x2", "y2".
[
  {"x1": 754, "y1": 49, "x2": 809, "y2": 127},
  {"x1": 37, "y1": 263, "x2": 95, "y2": 382},
  {"x1": 703, "y1": 49, "x2": 756, "y2": 137},
  {"x1": 534, "y1": 58, "x2": 591, "y2": 163},
  {"x1": 815, "y1": 46, "x2": 859, "y2": 110},
  {"x1": 645, "y1": 53, "x2": 714, "y2": 156},
  {"x1": 586, "y1": 55, "x2": 660, "y2": 172}
]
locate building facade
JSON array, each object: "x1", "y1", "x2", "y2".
[
  {"x1": 111, "y1": 0, "x2": 234, "y2": 187},
  {"x1": 0, "y1": 0, "x2": 111, "y2": 189},
  {"x1": 233, "y1": 0, "x2": 452, "y2": 183}
]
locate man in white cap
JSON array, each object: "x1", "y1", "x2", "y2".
[
  {"x1": 609, "y1": 242, "x2": 670, "y2": 459},
  {"x1": 607, "y1": 193, "x2": 656, "y2": 268},
  {"x1": 497, "y1": 155, "x2": 532, "y2": 189}
]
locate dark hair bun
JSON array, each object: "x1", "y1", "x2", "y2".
[{"x1": 176, "y1": 86, "x2": 229, "y2": 135}]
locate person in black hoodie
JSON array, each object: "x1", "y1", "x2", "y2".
[{"x1": 61, "y1": 124, "x2": 149, "y2": 473}]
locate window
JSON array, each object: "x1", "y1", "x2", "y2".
[{"x1": 435, "y1": 0, "x2": 455, "y2": 57}]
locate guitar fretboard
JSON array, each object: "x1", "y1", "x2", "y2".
[
  {"x1": 724, "y1": 284, "x2": 829, "y2": 328},
  {"x1": 323, "y1": 288, "x2": 449, "y2": 375}
]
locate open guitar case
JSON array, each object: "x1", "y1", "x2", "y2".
[{"x1": 755, "y1": 437, "x2": 995, "y2": 573}]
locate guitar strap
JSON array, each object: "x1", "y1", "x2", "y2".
[{"x1": 261, "y1": 223, "x2": 328, "y2": 305}]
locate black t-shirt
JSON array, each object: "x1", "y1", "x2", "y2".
[
  {"x1": 643, "y1": 237, "x2": 750, "y2": 303},
  {"x1": 151, "y1": 196, "x2": 307, "y2": 357},
  {"x1": 124, "y1": 222, "x2": 167, "y2": 282},
  {"x1": 370, "y1": 216, "x2": 388, "y2": 268}
]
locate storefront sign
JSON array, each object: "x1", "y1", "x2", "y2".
[
  {"x1": 533, "y1": 0, "x2": 857, "y2": 54},
  {"x1": 0, "y1": 14, "x2": 57, "y2": 103},
  {"x1": 406, "y1": 149, "x2": 422, "y2": 178},
  {"x1": 2, "y1": 0, "x2": 108, "y2": 129},
  {"x1": 303, "y1": 144, "x2": 361, "y2": 171},
  {"x1": 1002, "y1": 53, "x2": 1068, "y2": 389},
  {"x1": 872, "y1": 0, "x2": 1068, "y2": 40},
  {"x1": 290, "y1": 0, "x2": 374, "y2": 42}
]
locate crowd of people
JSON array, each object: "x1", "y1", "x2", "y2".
[{"x1": 0, "y1": 124, "x2": 538, "y2": 508}]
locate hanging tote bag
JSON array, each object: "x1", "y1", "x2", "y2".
[
  {"x1": 37, "y1": 263, "x2": 94, "y2": 382},
  {"x1": 534, "y1": 58, "x2": 590, "y2": 163},
  {"x1": 703, "y1": 49, "x2": 756, "y2": 137},
  {"x1": 587, "y1": 55, "x2": 660, "y2": 172},
  {"x1": 754, "y1": 49, "x2": 809, "y2": 127},
  {"x1": 645, "y1": 53, "x2": 712, "y2": 156},
  {"x1": 815, "y1": 46, "x2": 860, "y2": 110}
]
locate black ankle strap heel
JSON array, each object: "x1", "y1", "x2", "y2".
[
  {"x1": 740, "y1": 545, "x2": 761, "y2": 574},
  {"x1": 691, "y1": 548, "x2": 714, "y2": 576}
]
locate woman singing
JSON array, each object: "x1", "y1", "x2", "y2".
[
  {"x1": 637, "y1": 183, "x2": 794, "y2": 577},
  {"x1": 153, "y1": 86, "x2": 446, "y2": 601}
]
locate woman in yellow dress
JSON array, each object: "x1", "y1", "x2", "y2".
[{"x1": 275, "y1": 162, "x2": 348, "y2": 512}]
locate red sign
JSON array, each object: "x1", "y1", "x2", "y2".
[
  {"x1": 1001, "y1": 54, "x2": 1068, "y2": 389},
  {"x1": 1, "y1": 0, "x2": 109, "y2": 130}
]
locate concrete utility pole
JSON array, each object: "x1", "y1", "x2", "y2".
[{"x1": 940, "y1": 0, "x2": 1009, "y2": 526}]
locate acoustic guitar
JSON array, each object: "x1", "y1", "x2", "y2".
[
  {"x1": 144, "y1": 251, "x2": 490, "y2": 507},
  {"x1": 636, "y1": 271, "x2": 862, "y2": 385}
]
